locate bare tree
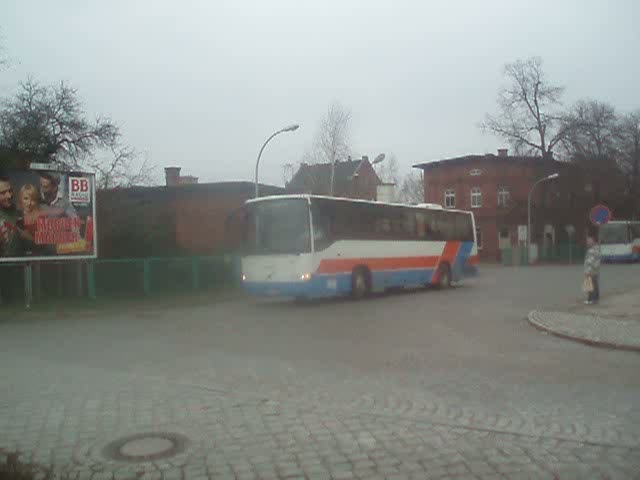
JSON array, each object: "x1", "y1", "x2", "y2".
[
  {"x1": 398, "y1": 171, "x2": 424, "y2": 204},
  {"x1": 617, "y1": 110, "x2": 640, "y2": 217},
  {"x1": 0, "y1": 78, "x2": 154, "y2": 188},
  {"x1": 0, "y1": 78, "x2": 119, "y2": 166},
  {"x1": 375, "y1": 153, "x2": 399, "y2": 185},
  {"x1": 0, "y1": 28, "x2": 10, "y2": 72},
  {"x1": 301, "y1": 102, "x2": 352, "y2": 195},
  {"x1": 562, "y1": 99, "x2": 619, "y2": 166},
  {"x1": 483, "y1": 57, "x2": 569, "y2": 158},
  {"x1": 89, "y1": 145, "x2": 156, "y2": 190}
]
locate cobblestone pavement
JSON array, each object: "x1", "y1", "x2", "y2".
[{"x1": 2, "y1": 265, "x2": 640, "y2": 479}]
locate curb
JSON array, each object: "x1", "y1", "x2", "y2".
[{"x1": 527, "y1": 311, "x2": 640, "y2": 352}]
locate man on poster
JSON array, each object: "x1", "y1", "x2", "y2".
[
  {"x1": 39, "y1": 172, "x2": 78, "y2": 218},
  {"x1": 0, "y1": 174, "x2": 24, "y2": 257}
]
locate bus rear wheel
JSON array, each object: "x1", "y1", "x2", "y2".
[
  {"x1": 436, "y1": 263, "x2": 452, "y2": 289},
  {"x1": 351, "y1": 268, "x2": 370, "y2": 300}
]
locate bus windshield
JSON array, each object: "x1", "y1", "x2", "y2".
[
  {"x1": 246, "y1": 199, "x2": 311, "y2": 255},
  {"x1": 599, "y1": 223, "x2": 629, "y2": 244}
]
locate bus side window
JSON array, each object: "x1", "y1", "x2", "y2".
[
  {"x1": 402, "y1": 211, "x2": 416, "y2": 239},
  {"x1": 416, "y1": 212, "x2": 426, "y2": 239},
  {"x1": 390, "y1": 207, "x2": 405, "y2": 238},
  {"x1": 456, "y1": 213, "x2": 474, "y2": 241},
  {"x1": 376, "y1": 216, "x2": 391, "y2": 238},
  {"x1": 311, "y1": 200, "x2": 334, "y2": 250},
  {"x1": 422, "y1": 210, "x2": 440, "y2": 241}
]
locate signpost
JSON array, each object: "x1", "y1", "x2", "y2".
[
  {"x1": 565, "y1": 225, "x2": 576, "y2": 264},
  {"x1": 590, "y1": 204, "x2": 612, "y2": 226},
  {"x1": 518, "y1": 225, "x2": 527, "y2": 242}
]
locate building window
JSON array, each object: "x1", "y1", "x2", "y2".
[
  {"x1": 470, "y1": 187, "x2": 482, "y2": 208},
  {"x1": 444, "y1": 189, "x2": 456, "y2": 208},
  {"x1": 497, "y1": 186, "x2": 510, "y2": 207},
  {"x1": 476, "y1": 228, "x2": 483, "y2": 249}
]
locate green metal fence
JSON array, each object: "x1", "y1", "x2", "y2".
[
  {"x1": 0, "y1": 255, "x2": 240, "y2": 306},
  {"x1": 539, "y1": 243, "x2": 586, "y2": 263},
  {"x1": 88, "y1": 255, "x2": 239, "y2": 299},
  {"x1": 500, "y1": 243, "x2": 585, "y2": 266}
]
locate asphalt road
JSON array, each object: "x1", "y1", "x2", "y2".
[{"x1": 1, "y1": 264, "x2": 640, "y2": 479}]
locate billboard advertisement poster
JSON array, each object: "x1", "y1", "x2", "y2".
[{"x1": 0, "y1": 168, "x2": 97, "y2": 262}]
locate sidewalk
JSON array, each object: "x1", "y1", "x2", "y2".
[{"x1": 528, "y1": 289, "x2": 640, "y2": 351}]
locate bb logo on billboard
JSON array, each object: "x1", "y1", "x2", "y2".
[{"x1": 69, "y1": 177, "x2": 90, "y2": 203}]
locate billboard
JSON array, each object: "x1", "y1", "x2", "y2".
[{"x1": 0, "y1": 168, "x2": 97, "y2": 262}]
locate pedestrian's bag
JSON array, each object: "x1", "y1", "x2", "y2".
[{"x1": 582, "y1": 276, "x2": 593, "y2": 293}]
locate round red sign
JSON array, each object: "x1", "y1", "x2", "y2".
[{"x1": 590, "y1": 204, "x2": 612, "y2": 226}]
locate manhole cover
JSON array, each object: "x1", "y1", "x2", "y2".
[{"x1": 102, "y1": 432, "x2": 189, "y2": 463}]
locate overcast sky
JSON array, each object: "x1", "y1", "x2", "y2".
[{"x1": 2, "y1": 0, "x2": 639, "y2": 186}]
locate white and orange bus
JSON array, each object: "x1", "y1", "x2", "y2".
[{"x1": 241, "y1": 195, "x2": 478, "y2": 299}]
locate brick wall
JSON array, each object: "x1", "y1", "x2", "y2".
[
  {"x1": 349, "y1": 161, "x2": 381, "y2": 201},
  {"x1": 97, "y1": 183, "x2": 284, "y2": 258},
  {"x1": 97, "y1": 188, "x2": 177, "y2": 258},
  {"x1": 420, "y1": 155, "x2": 627, "y2": 261},
  {"x1": 172, "y1": 190, "x2": 253, "y2": 255}
]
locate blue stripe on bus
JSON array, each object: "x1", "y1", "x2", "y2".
[
  {"x1": 243, "y1": 241, "x2": 479, "y2": 299},
  {"x1": 453, "y1": 241, "x2": 474, "y2": 280},
  {"x1": 602, "y1": 254, "x2": 635, "y2": 263},
  {"x1": 243, "y1": 265, "x2": 479, "y2": 299},
  {"x1": 371, "y1": 269, "x2": 436, "y2": 291}
]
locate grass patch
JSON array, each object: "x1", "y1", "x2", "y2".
[{"x1": 1, "y1": 286, "x2": 242, "y2": 320}]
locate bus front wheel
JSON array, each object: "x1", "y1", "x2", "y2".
[{"x1": 351, "y1": 268, "x2": 370, "y2": 300}]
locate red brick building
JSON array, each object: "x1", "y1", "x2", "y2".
[
  {"x1": 414, "y1": 150, "x2": 626, "y2": 261},
  {"x1": 97, "y1": 168, "x2": 284, "y2": 258},
  {"x1": 286, "y1": 156, "x2": 382, "y2": 200}
]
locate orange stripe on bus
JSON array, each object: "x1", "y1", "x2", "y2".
[
  {"x1": 440, "y1": 241, "x2": 461, "y2": 264},
  {"x1": 316, "y1": 256, "x2": 441, "y2": 274}
]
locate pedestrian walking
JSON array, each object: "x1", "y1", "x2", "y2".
[{"x1": 583, "y1": 234, "x2": 601, "y2": 305}]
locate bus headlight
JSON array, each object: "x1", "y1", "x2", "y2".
[{"x1": 300, "y1": 273, "x2": 311, "y2": 281}]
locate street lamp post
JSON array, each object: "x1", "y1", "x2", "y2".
[
  {"x1": 527, "y1": 173, "x2": 559, "y2": 264},
  {"x1": 372, "y1": 153, "x2": 386, "y2": 166},
  {"x1": 254, "y1": 124, "x2": 299, "y2": 198}
]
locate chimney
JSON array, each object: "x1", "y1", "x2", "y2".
[
  {"x1": 164, "y1": 166, "x2": 181, "y2": 187},
  {"x1": 361, "y1": 155, "x2": 369, "y2": 163},
  {"x1": 497, "y1": 148, "x2": 508, "y2": 157},
  {"x1": 179, "y1": 175, "x2": 199, "y2": 185}
]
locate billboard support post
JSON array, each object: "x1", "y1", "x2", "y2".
[
  {"x1": 143, "y1": 259, "x2": 151, "y2": 295},
  {"x1": 57, "y1": 264, "x2": 63, "y2": 297},
  {"x1": 87, "y1": 261, "x2": 96, "y2": 300},
  {"x1": 192, "y1": 258, "x2": 200, "y2": 291},
  {"x1": 33, "y1": 262, "x2": 41, "y2": 300},
  {"x1": 76, "y1": 261, "x2": 83, "y2": 297},
  {"x1": 24, "y1": 263, "x2": 33, "y2": 309}
]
